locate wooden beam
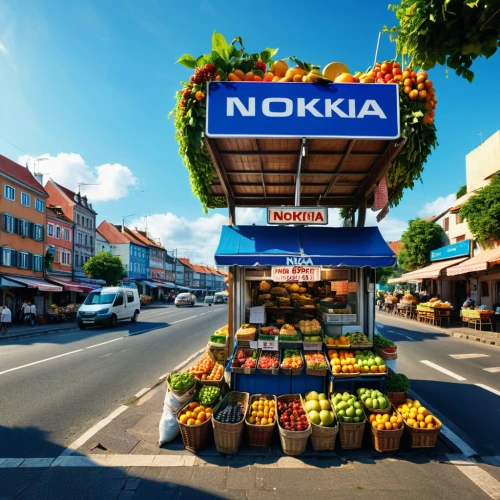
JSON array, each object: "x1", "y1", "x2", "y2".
[
  {"x1": 230, "y1": 182, "x2": 359, "y2": 188},
  {"x1": 357, "y1": 198, "x2": 367, "y2": 227},
  {"x1": 218, "y1": 150, "x2": 381, "y2": 157},
  {"x1": 354, "y1": 138, "x2": 407, "y2": 207},
  {"x1": 204, "y1": 137, "x2": 235, "y2": 206},
  {"x1": 223, "y1": 169, "x2": 370, "y2": 177},
  {"x1": 323, "y1": 140, "x2": 357, "y2": 197},
  {"x1": 232, "y1": 196, "x2": 354, "y2": 207},
  {"x1": 251, "y1": 138, "x2": 266, "y2": 198}
]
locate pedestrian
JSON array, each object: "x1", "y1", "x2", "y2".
[
  {"x1": 1, "y1": 305, "x2": 12, "y2": 335},
  {"x1": 30, "y1": 302, "x2": 37, "y2": 327},
  {"x1": 23, "y1": 302, "x2": 32, "y2": 326},
  {"x1": 19, "y1": 301, "x2": 27, "y2": 322}
]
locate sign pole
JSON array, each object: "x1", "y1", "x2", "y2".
[{"x1": 295, "y1": 138, "x2": 306, "y2": 208}]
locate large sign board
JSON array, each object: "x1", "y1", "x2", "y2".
[
  {"x1": 206, "y1": 82, "x2": 400, "y2": 139},
  {"x1": 267, "y1": 206, "x2": 328, "y2": 225},
  {"x1": 430, "y1": 240, "x2": 470, "y2": 262},
  {"x1": 271, "y1": 266, "x2": 321, "y2": 282}
]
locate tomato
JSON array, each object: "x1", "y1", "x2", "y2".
[
  {"x1": 393, "y1": 67, "x2": 402, "y2": 76},
  {"x1": 376, "y1": 71, "x2": 384, "y2": 79},
  {"x1": 381, "y1": 62, "x2": 393, "y2": 73},
  {"x1": 384, "y1": 73, "x2": 393, "y2": 82}
]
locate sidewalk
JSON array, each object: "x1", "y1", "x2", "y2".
[
  {"x1": 377, "y1": 310, "x2": 500, "y2": 347},
  {"x1": 0, "y1": 321, "x2": 77, "y2": 341}
]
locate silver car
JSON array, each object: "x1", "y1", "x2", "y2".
[{"x1": 175, "y1": 293, "x2": 196, "y2": 307}]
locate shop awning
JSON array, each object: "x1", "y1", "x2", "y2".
[
  {"x1": 0, "y1": 276, "x2": 25, "y2": 289},
  {"x1": 387, "y1": 277, "x2": 422, "y2": 284},
  {"x1": 136, "y1": 280, "x2": 159, "y2": 288},
  {"x1": 152, "y1": 281, "x2": 176, "y2": 288},
  {"x1": 401, "y1": 257, "x2": 468, "y2": 281},
  {"x1": 214, "y1": 225, "x2": 396, "y2": 268},
  {"x1": 176, "y1": 285, "x2": 191, "y2": 291},
  {"x1": 446, "y1": 247, "x2": 500, "y2": 276},
  {"x1": 7, "y1": 276, "x2": 63, "y2": 292},
  {"x1": 46, "y1": 277, "x2": 85, "y2": 293}
]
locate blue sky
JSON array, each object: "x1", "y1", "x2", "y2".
[{"x1": 1, "y1": 0, "x2": 499, "y2": 263}]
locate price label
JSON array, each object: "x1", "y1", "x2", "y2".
[
  {"x1": 303, "y1": 342, "x2": 322, "y2": 350},
  {"x1": 271, "y1": 266, "x2": 321, "y2": 282},
  {"x1": 249, "y1": 306, "x2": 266, "y2": 324},
  {"x1": 249, "y1": 341, "x2": 258, "y2": 349},
  {"x1": 259, "y1": 340, "x2": 278, "y2": 350}
]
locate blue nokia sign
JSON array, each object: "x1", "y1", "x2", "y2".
[
  {"x1": 206, "y1": 82, "x2": 400, "y2": 140},
  {"x1": 430, "y1": 240, "x2": 471, "y2": 262}
]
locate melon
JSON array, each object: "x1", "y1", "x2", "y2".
[{"x1": 323, "y1": 62, "x2": 350, "y2": 80}]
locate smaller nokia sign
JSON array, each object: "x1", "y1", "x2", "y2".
[
  {"x1": 430, "y1": 240, "x2": 471, "y2": 262},
  {"x1": 268, "y1": 207, "x2": 328, "y2": 225}
]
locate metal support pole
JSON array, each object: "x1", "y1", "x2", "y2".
[
  {"x1": 357, "y1": 198, "x2": 367, "y2": 227},
  {"x1": 373, "y1": 32, "x2": 382, "y2": 69},
  {"x1": 295, "y1": 138, "x2": 307, "y2": 207}
]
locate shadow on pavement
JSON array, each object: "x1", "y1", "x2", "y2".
[{"x1": 376, "y1": 319, "x2": 449, "y2": 342}]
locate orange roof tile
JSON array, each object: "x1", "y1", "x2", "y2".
[
  {"x1": 0, "y1": 154, "x2": 48, "y2": 196},
  {"x1": 388, "y1": 241, "x2": 404, "y2": 255},
  {"x1": 97, "y1": 221, "x2": 131, "y2": 244}
]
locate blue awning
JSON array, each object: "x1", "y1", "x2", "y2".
[{"x1": 214, "y1": 226, "x2": 396, "y2": 268}]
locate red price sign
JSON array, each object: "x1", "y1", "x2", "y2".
[
  {"x1": 271, "y1": 266, "x2": 321, "y2": 282},
  {"x1": 259, "y1": 340, "x2": 278, "y2": 350}
]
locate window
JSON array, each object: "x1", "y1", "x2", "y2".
[
  {"x1": 34, "y1": 224, "x2": 44, "y2": 241},
  {"x1": 443, "y1": 217, "x2": 449, "y2": 231},
  {"x1": 455, "y1": 235, "x2": 466, "y2": 242},
  {"x1": 21, "y1": 192, "x2": 31, "y2": 207},
  {"x1": 48, "y1": 224, "x2": 54, "y2": 236},
  {"x1": 18, "y1": 251, "x2": 29, "y2": 269},
  {"x1": 114, "y1": 292, "x2": 124, "y2": 306},
  {"x1": 33, "y1": 254, "x2": 43, "y2": 272},
  {"x1": 127, "y1": 292, "x2": 134, "y2": 303},
  {"x1": 56, "y1": 226, "x2": 61, "y2": 239},
  {"x1": 1, "y1": 248, "x2": 14, "y2": 266},
  {"x1": 4, "y1": 185, "x2": 15, "y2": 201},
  {"x1": 456, "y1": 213, "x2": 462, "y2": 224},
  {"x1": 63, "y1": 229, "x2": 70, "y2": 241},
  {"x1": 90, "y1": 219, "x2": 93, "y2": 230},
  {"x1": 90, "y1": 235, "x2": 93, "y2": 246},
  {"x1": 35, "y1": 198, "x2": 45, "y2": 212},
  {"x1": 77, "y1": 214, "x2": 80, "y2": 225},
  {"x1": 75, "y1": 254, "x2": 79, "y2": 267},
  {"x1": 78, "y1": 233, "x2": 82, "y2": 244},
  {"x1": 84, "y1": 234, "x2": 88, "y2": 246},
  {"x1": 18, "y1": 219, "x2": 29, "y2": 237},
  {"x1": 481, "y1": 281, "x2": 489, "y2": 297},
  {"x1": 62, "y1": 252, "x2": 71, "y2": 265},
  {"x1": 84, "y1": 292, "x2": 117, "y2": 305},
  {"x1": 2, "y1": 214, "x2": 16, "y2": 233}
]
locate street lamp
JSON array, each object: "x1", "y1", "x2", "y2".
[{"x1": 121, "y1": 214, "x2": 149, "y2": 233}]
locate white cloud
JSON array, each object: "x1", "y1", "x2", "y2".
[
  {"x1": 418, "y1": 193, "x2": 456, "y2": 218},
  {"x1": 18, "y1": 153, "x2": 138, "y2": 202},
  {"x1": 0, "y1": 43, "x2": 8, "y2": 55}
]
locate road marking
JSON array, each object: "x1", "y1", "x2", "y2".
[
  {"x1": 392, "y1": 332, "x2": 415, "y2": 341},
  {"x1": 475, "y1": 384, "x2": 500, "y2": 397},
  {"x1": 449, "y1": 353, "x2": 490, "y2": 360},
  {"x1": 86, "y1": 338, "x2": 123, "y2": 349},
  {"x1": 58, "y1": 405, "x2": 129, "y2": 457},
  {"x1": 100, "y1": 353, "x2": 113, "y2": 358},
  {"x1": 0, "y1": 349, "x2": 84, "y2": 376},
  {"x1": 456, "y1": 465, "x2": 500, "y2": 499},
  {"x1": 134, "y1": 387, "x2": 150, "y2": 398},
  {"x1": 483, "y1": 367, "x2": 500, "y2": 373},
  {"x1": 441, "y1": 425, "x2": 479, "y2": 458},
  {"x1": 420, "y1": 360, "x2": 467, "y2": 381}
]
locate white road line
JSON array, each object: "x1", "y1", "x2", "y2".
[
  {"x1": 134, "y1": 387, "x2": 150, "y2": 398},
  {"x1": 456, "y1": 465, "x2": 500, "y2": 499},
  {"x1": 393, "y1": 332, "x2": 415, "y2": 341},
  {"x1": 0, "y1": 349, "x2": 84, "y2": 376},
  {"x1": 58, "y1": 405, "x2": 129, "y2": 457},
  {"x1": 449, "y1": 354, "x2": 490, "y2": 360},
  {"x1": 483, "y1": 367, "x2": 500, "y2": 373},
  {"x1": 441, "y1": 425, "x2": 478, "y2": 458},
  {"x1": 100, "y1": 353, "x2": 113, "y2": 359},
  {"x1": 86, "y1": 338, "x2": 123, "y2": 349},
  {"x1": 475, "y1": 383, "x2": 500, "y2": 397},
  {"x1": 420, "y1": 360, "x2": 467, "y2": 381}
]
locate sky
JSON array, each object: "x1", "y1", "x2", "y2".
[{"x1": 1, "y1": 0, "x2": 499, "y2": 265}]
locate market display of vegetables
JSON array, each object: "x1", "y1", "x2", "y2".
[
  {"x1": 232, "y1": 349, "x2": 257, "y2": 369},
  {"x1": 258, "y1": 351, "x2": 279, "y2": 370},
  {"x1": 346, "y1": 332, "x2": 371, "y2": 345},
  {"x1": 386, "y1": 373, "x2": 411, "y2": 393},
  {"x1": 368, "y1": 411, "x2": 403, "y2": 431},
  {"x1": 167, "y1": 372, "x2": 195, "y2": 392},
  {"x1": 281, "y1": 349, "x2": 303, "y2": 370},
  {"x1": 215, "y1": 403, "x2": 244, "y2": 424},
  {"x1": 209, "y1": 335, "x2": 227, "y2": 345},
  {"x1": 178, "y1": 401, "x2": 213, "y2": 426},
  {"x1": 248, "y1": 397, "x2": 276, "y2": 425},
  {"x1": 278, "y1": 398, "x2": 310, "y2": 432},
  {"x1": 331, "y1": 393, "x2": 365, "y2": 423},
  {"x1": 198, "y1": 385, "x2": 220, "y2": 407},
  {"x1": 214, "y1": 326, "x2": 228, "y2": 336},
  {"x1": 418, "y1": 298, "x2": 453, "y2": 310},
  {"x1": 396, "y1": 398, "x2": 439, "y2": 429},
  {"x1": 374, "y1": 333, "x2": 397, "y2": 351},
  {"x1": 304, "y1": 351, "x2": 327, "y2": 370},
  {"x1": 187, "y1": 352, "x2": 214, "y2": 377},
  {"x1": 173, "y1": 32, "x2": 438, "y2": 212},
  {"x1": 304, "y1": 392, "x2": 336, "y2": 427},
  {"x1": 358, "y1": 388, "x2": 391, "y2": 410},
  {"x1": 279, "y1": 324, "x2": 301, "y2": 341}
]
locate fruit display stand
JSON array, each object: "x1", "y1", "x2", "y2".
[
  {"x1": 276, "y1": 394, "x2": 312, "y2": 456},
  {"x1": 245, "y1": 394, "x2": 278, "y2": 447}
]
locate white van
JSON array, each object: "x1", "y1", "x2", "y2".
[{"x1": 77, "y1": 287, "x2": 140, "y2": 329}]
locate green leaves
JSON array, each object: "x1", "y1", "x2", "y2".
[
  {"x1": 212, "y1": 31, "x2": 229, "y2": 61},
  {"x1": 177, "y1": 54, "x2": 197, "y2": 68},
  {"x1": 260, "y1": 47, "x2": 279, "y2": 63}
]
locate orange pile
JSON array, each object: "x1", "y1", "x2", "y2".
[
  {"x1": 328, "y1": 349, "x2": 360, "y2": 374},
  {"x1": 202, "y1": 363, "x2": 224, "y2": 381},
  {"x1": 247, "y1": 397, "x2": 275, "y2": 426},
  {"x1": 178, "y1": 401, "x2": 213, "y2": 426},
  {"x1": 369, "y1": 411, "x2": 403, "y2": 431},
  {"x1": 187, "y1": 353, "x2": 214, "y2": 377}
]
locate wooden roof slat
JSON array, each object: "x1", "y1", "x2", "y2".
[{"x1": 322, "y1": 140, "x2": 356, "y2": 197}]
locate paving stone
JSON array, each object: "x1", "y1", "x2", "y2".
[
  {"x1": 97, "y1": 432, "x2": 140, "y2": 455},
  {"x1": 0, "y1": 468, "x2": 46, "y2": 500},
  {"x1": 124, "y1": 477, "x2": 141, "y2": 491},
  {"x1": 159, "y1": 466, "x2": 194, "y2": 487},
  {"x1": 117, "y1": 491, "x2": 135, "y2": 500},
  {"x1": 191, "y1": 466, "x2": 227, "y2": 491},
  {"x1": 226, "y1": 466, "x2": 256, "y2": 490},
  {"x1": 127, "y1": 413, "x2": 162, "y2": 444},
  {"x1": 81, "y1": 476, "x2": 126, "y2": 500}
]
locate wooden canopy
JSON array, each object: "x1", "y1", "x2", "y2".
[{"x1": 204, "y1": 136, "x2": 406, "y2": 222}]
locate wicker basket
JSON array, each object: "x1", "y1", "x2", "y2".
[
  {"x1": 357, "y1": 391, "x2": 392, "y2": 415},
  {"x1": 402, "y1": 415, "x2": 442, "y2": 448},
  {"x1": 166, "y1": 373, "x2": 196, "y2": 398},
  {"x1": 231, "y1": 348, "x2": 258, "y2": 374},
  {"x1": 277, "y1": 394, "x2": 311, "y2": 456},
  {"x1": 212, "y1": 391, "x2": 249, "y2": 455},
  {"x1": 339, "y1": 420, "x2": 366, "y2": 449},
  {"x1": 387, "y1": 391, "x2": 407, "y2": 406},
  {"x1": 310, "y1": 400, "x2": 339, "y2": 451},
  {"x1": 177, "y1": 399, "x2": 221, "y2": 453},
  {"x1": 280, "y1": 350, "x2": 304, "y2": 376},
  {"x1": 369, "y1": 423, "x2": 404, "y2": 453},
  {"x1": 375, "y1": 347, "x2": 398, "y2": 361},
  {"x1": 245, "y1": 394, "x2": 277, "y2": 447}
]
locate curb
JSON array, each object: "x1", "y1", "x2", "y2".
[{"x1": 0, "y1": 325, "x2": 78, "y2": 341}]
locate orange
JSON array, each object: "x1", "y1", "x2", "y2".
[
  {"x1": 417, "y1": 414, "x2": 424, "y2": 422},
  {"x1": 376, "y1": 414, "x2": 383, "y2": 422},
  {"x1": 244, "y1": 72, "x2": 255, "y2": 81},
  {"x1": 334, "y1": 366, "x2": 342, "y2": 374},
  {"x1": 234, "y1": 69, "x2": 245, "y2": 80},
  {"x1": 418, "y1": 407, "x2": 427, "y2": 415},
  {"x1": 342, "y1": 366, "x2": 349, "y2": 373},
  {"x1": 257, "y1": 411, "x2": 264, "y2": 418},
  {"x1": 372, "y1": 421, "x2": 378, "y2": 428},
  {"x1": 340, "y1": 359, "x2": 347, "y2": 366},
  {"x1": 362, "y1": 366, "x2": 369, "y2": 373},
  {"x1": 261, "y1": 418, "x2": 268, "y2": 425},
  {"x1": 195, "y1": 420, "x2": 202, "y2": 425},
  {"x1": 334, "y1": 73, "x2": 354, "y2": 83},
  {"x1": 197, "y1": 412, "x2": 206, "y2": 422},
  {"x1": 271, "y1": 60, "x2": 288, "y2": 78},
  {"x1": 392, "y1": 423, "x2": 399, "y2": 430},
  {"x1": 370, "y1": 365, "x2": 379, "y2": 373},
  {"x1": 419, "y1": 422, "x2": 426, "y2": 429},
  {"x1": 402, "y1": 70, "x2": 411, "y2": 79},
  {"x1": 382, "y1": 414, "x2": 390, "y2": 423},
  {"x1": 425, "y1": 415, "x2": 433, "y2": 424},
  {"x1": 385, "y1": 422, "x2": 392, "y2": 430},
  {"x1": 409, "y1": 90, "x2": 418, "y2": 101},
  {"x1": 378, "y1": 366, "x2": 387, "y2": 373},
  {"x1": 418, "y1": 90, "x2": 427, "y2": 100},
  {"x1": 228, "y1": 73, "x2": 241, "y2": 82},
  {"x1": 189, "y1": 402, "x2": 200, "y2": 410},
  {"x1": 377, "y1": 423, "x2": 385, "y2": 430},
  {"x1": 390, "y1": 416, "x2": 398, "y2": 424},
  {"x1": 187, "y1": 418, "x2": 196, "y2": 426},
  {"x1": 193, "y1": 407, "x2": 202, "y2": 415},
  {"x1": 264, "y1": 72, "x2": 275, "y2": 82},
  {"x1": 206, "y1": 408, "x2": 212, "y2": 414},
  {"x1": 272, "y1": 76, "x2": 281, "y2": 82},
  {"x1": 185, "y1": 411, "x2": 193, "y2": 418},
  {"x1": 353, "y1": 364, "x2": 360, "y2": 373},
  {"x1": 348, "y1": 365, "x2": 354, "y2": 373},
  {"x1": 280, "y1": 76, "x2": 293, "y2": 82},
  {"x1": 427, "y1": 423, "x2": 434, "y2": 429},
  {"x1": 369, "y1": 414, "x2": 376, "y2": 423},
  {"x1": 293, "y1": 74, "x2": 303, "y2": 82},
  {"x1": 179, "y1": 415, "x2": 188, "y2": 424}
]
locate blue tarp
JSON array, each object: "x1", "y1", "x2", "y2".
[{"x1": 214, "y1": 226, "x2": 396, "y2": 268}]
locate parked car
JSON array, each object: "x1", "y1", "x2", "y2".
[
  {"x1": 175, "y1": 293, "x2": 196, "y2": 307},
  {"x1": 77, "y1": 287, "x2": 140, "y2": 329},
  {"x1": 205, "y1": 295, "x2": 214, "y2": 304},
  {"x1": 214, "y1": 292, "x2": 227, "y2": 304}
]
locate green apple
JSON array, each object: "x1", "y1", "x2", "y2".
[
  {"x1": 319, "y1": 410, "x2": 334, "y2": 426},
  {"x1": 378, "y1": 397, "x2": 388, "y2": 409},
  {"x1": 346, "y1": 407, "x2": 355, "y2": 417},
  {"x1": 353, "y1": 416, "x2": 361, "y2": 423},
  {"x1": 337, "y1": 409, "x2": 346, "y2": 417},
  {"x1": 365, "y1": 398, "x2": 373, "y2": 408},
  {"x1": 319, "y1": 400, "x2": 331, "y2": 411},
  {"x1": 374, "y1": 357, "x2": 384, "y2": 366},
  {"x1": 309, "y1": 410, "x2": 321, "y2": 425},
  {"x1": 353, "y1": 402, "x2": 361, "y2": 409},
  {"x1": 358, "y1": 388, "x2": 366, "y2": 395},
  {"x1": 355, "y1": 408, "x2": 364, "y2": 417},
  {"x1": 372, "y1": 398, "x2": 379, "y2": 410},
  {"x1": 305, "y1": 400, "x2": 321, "y2": 412},
  {"x1": 306, "y1": 391, "x2": 319, "y2": 402},
  {"x1": 344, "y1": 417, "x2": 353, "y2": 423},
  {"x1": 318, "y1": 393, "x2": 327, "y2": 401}
]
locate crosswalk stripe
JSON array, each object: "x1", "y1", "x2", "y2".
[
  {"x1": 483, "y1": 367, "x2": 500, "y2": 373},
  {"x1": 449, "y1": 354, "x2": 489, "y2": 360}
]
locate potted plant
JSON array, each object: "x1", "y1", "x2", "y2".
[
  {"x1": 374, "y1": 333, "x2": 397, "y2": 353},
  {"x1": 386, "y1": 373, "x2": 410, "y2": 405}
]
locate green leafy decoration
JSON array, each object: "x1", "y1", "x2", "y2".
[{"x1": 177, "y1": 54, "x2": 197, "y2": 69}]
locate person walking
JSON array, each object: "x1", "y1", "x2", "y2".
[
  {"x1": 1, "y1": 305, "x2": 12, "y2": 335},
  {"x1": 19, "y1": 301, "x2": 27, "y2": 322},
  {"x1": 23, "y1": 302, "x2": 32, "y2": 326},
  {"x1": 30, "y1": 302, "x2": 37, "y2": 327}
]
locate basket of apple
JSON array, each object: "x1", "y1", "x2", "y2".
[
  {"x1": 304, "y1": 391, "x2": 338, "y2": 451},
  {"x1": 277, "y1": 394, "x2": 311, "y2": 456},
  {"x1": 331, "y1": 392, "x2": 366, "y2": 449}
]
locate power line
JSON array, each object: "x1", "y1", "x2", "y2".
[{"x1": 0, "y1": 134, "x2": 35, "y2": 159}]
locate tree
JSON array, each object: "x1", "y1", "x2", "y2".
[
  {"x1": 82, "y1": 252, "x2": 127, "y2": 285},
  {"x1": 376, "y1": 265, "x2": 406, "y2": 286},
  {"x1": 398, "y1": 219, "x2": 444, "y2": 271},
  {"x1": 460, "y1": 175, "x2": 500, "y2": 245},
  {"x1": 456, "y1": 185, "x2": 467, "y2": 198}
]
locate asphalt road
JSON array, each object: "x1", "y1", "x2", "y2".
[
  {"x1": 376, "y1": 312, "x2": 500, "y2": 460},
  {"x1": 0, "y1": 303, "x2": 228, "y2": 458}
]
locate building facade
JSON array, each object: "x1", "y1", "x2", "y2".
[
  {"x1": 44, "y1": 180, "x2": 97, "y2": 279},
  {"x1": 46, "y1": 207, "x2": 73, "y2": 277}
]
